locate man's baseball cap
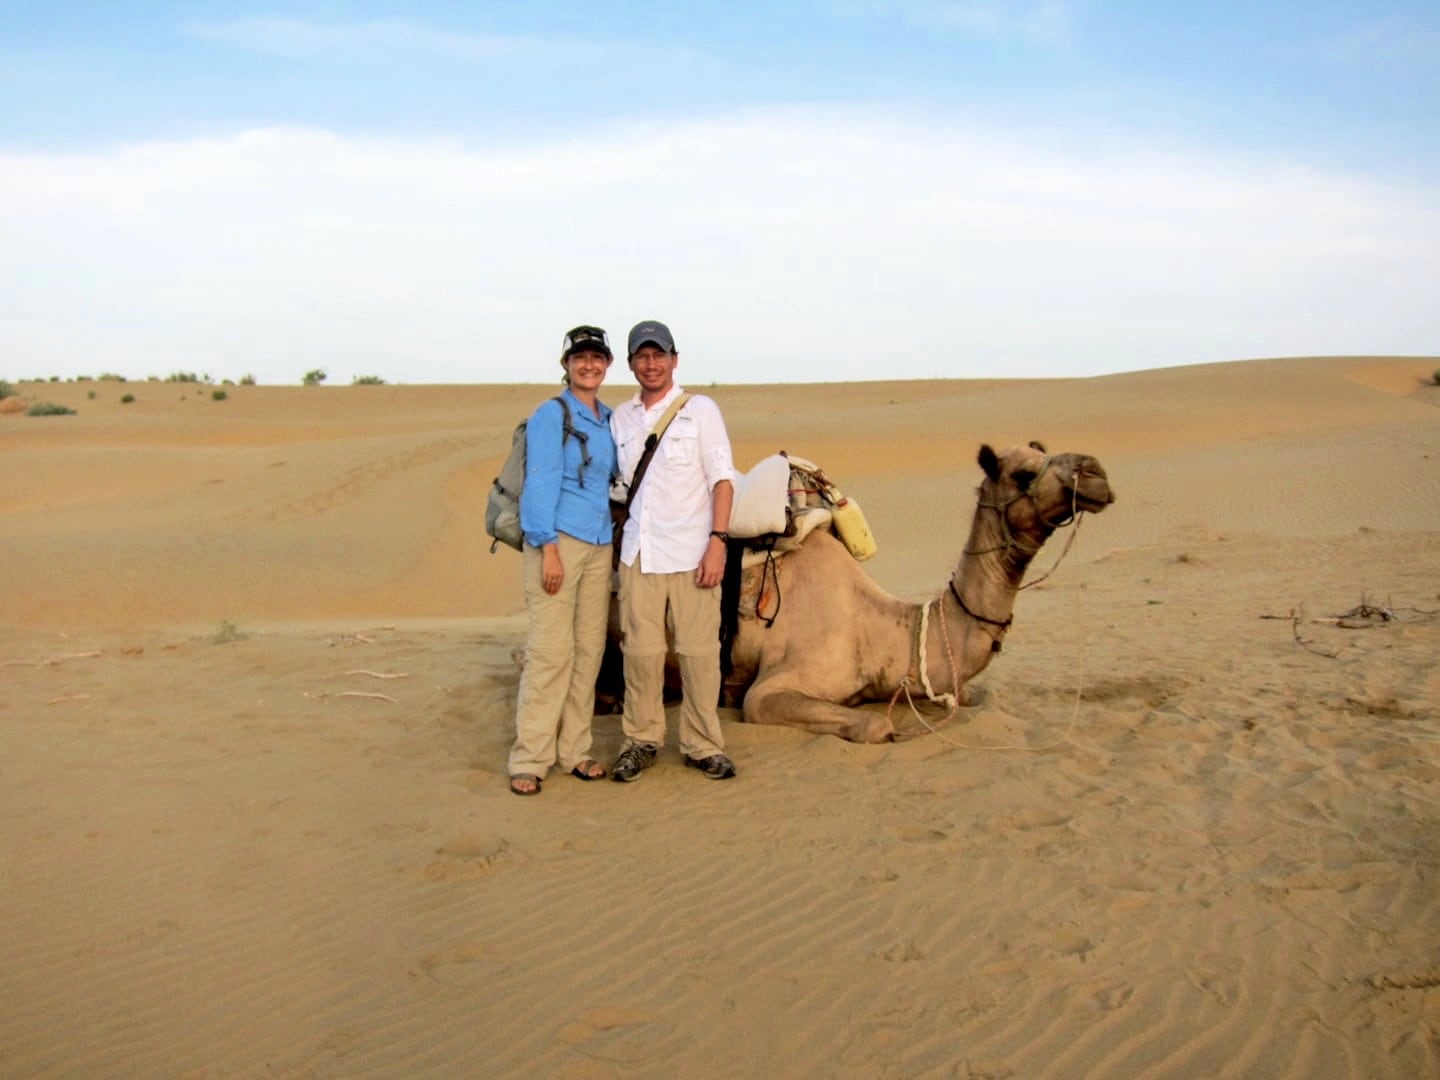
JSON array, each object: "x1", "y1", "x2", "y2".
[
  {"x1": 627, "y1": 320, "x2": 676, "y2": 357},
  {"x1": 560, "y1": 325, "x2": 612, "y2": 361}
]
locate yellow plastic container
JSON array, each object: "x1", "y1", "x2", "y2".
[{"x1": 828, "y1": 492, "x2": 878, "y2": 561}]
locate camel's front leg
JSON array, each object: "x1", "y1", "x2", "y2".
[{"x1": 742, "y1": 678, "x2": 894, "y2": 743}]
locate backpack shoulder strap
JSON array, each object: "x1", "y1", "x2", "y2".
[{"x1": 551, "y1": 394, "x2": 591, "y2": 486}]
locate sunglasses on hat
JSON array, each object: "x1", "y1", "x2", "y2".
[{"x1": 561, "y1": 325, "x2": 612, "y2": 360}]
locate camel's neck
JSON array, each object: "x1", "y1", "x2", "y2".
[
  {"x1": 949, "y1": 492, "x2": 1040, "y2": 625},
  {"x1": 909, "y1": 492, "x2": 1048, "y2": 695}
]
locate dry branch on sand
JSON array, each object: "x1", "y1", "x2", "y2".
[
  {"x1": 325, "y1": 625, "x2": 398, "y2": 648},
  {"x1": 1260, "y1": 593, "x2": 1437, "y2": 658},
  {"x1": 4, "y1": 650, "x2": 104, "y2": 667},
  {"x1": 303, "y1": 690, "x2": 398, "y2": 703}
]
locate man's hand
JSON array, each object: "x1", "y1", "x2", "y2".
[{"x1": 695, "y1": 536, "x2": 726, "y2": 588}]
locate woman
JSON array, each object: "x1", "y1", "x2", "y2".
[{"x1": 508, "y1": 325, "x2": 618, "y2": 795}]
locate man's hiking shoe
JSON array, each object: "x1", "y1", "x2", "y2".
[
  {"x1": 611, "y1": 742, "x2": 658, "y2": 783},
  {"x1": 684, "y1": 753, "x2": 737, "y2": 780}
]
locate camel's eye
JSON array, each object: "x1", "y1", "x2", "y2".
[{"x1": 1012, "y1": 469, "x2": 1037, "y2": 491}]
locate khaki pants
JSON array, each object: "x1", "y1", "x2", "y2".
[
  {"x1": 618, "y1": 554, "x2": 726, "y2": 759},
  {"x1": 509, "y1": 533, "x2": 612, "y2": 778}
]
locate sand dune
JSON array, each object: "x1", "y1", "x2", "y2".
[{"x1": 2, "y1": 356, "x2": 1438, "y2": 1077}]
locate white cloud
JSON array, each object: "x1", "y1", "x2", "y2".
[{"x1": 3, "y1": 107, "x2": 1437, "y2": 385}]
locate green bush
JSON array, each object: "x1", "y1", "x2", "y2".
[
  {"x1": 0, "y1": 380, "x2": 13, "y2": 400},
  {"x1": 1433, "y1": 369, "x2": 1440, "y2": 386},
  {"x1": 352, "y1": 375, "x2": 386, "y2": 385},
  {"x1": 239, "y1": 374, "x2": 256, "y2": 386},
  {"x1": 121, "y1": 393, "x2": 135, "y2": 404},
  {"x1": 302, "y1": 368, "x2": 327, "y2": 386},
  {"x1": 166, "y1": 371, "x2": 201, "y2": 383},
  {"x1": 27, "y1": 402, "x2": 76, "y2": 416},
  {"x1": 212, "y1": 389, "x2": 228, "y2": 401},
  {"x1": 210, "y1": 618, "x2": 249, "y2": 645},
  {"x1": 98, "y1": 372, "x2": 127, "y2": 382}
]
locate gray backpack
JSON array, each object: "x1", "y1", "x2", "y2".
[{"x1": 485, "y1": 396, "x2": 587, "y2": 553}]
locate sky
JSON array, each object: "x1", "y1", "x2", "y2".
[{"x1": 2, "y1": 2, "x2": 1438, "y2": 386}]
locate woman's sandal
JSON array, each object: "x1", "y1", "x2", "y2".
[
  {"x1": 509, "y1": 774, "x2": 542, "y2": 796},
  {"x1": 569, "y1": 759, "x2": 607, "y2": 781}
]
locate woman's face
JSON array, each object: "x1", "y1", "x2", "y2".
[{"x1": 565, "y1": 348, "x2": 612, "y2": 392}]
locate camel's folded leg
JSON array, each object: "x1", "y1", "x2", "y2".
[{"x1": 742, "y1": 680, "x2": 894, "y2": 743}]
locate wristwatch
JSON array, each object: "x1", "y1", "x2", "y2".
[{"x1": 709, "y1": 530, "x2": 729, "y2": 542}]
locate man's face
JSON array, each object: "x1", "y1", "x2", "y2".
[{"x1": 629, "y1": 345, "x2": 678, "y2": 395}]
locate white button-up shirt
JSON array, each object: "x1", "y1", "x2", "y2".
[{"x1": 611, "y1": 385, "x2": 736, "y2": 573}]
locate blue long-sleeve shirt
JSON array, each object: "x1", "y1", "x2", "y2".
[{"x1": 519, "y1": 389, "x2": 617, "y2": 548}]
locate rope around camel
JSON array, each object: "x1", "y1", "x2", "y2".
[{"x1": 890, "y1": 486, "x2": 1088, "y2": 752}]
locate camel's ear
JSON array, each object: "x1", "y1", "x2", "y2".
[
  {"x1": 978, "y1": 444, "x2": 1001, "y2": 481},
  {"x1": 1028, "y1": 440, "x2": 1047, "y2": 453}
]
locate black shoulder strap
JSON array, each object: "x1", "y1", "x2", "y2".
[
  {"x1": 622, "y1": 393, "x2": 692, "y2": 511},
  {"x1": 551, "y1": 395, "x2": 591, "y2": 486}
]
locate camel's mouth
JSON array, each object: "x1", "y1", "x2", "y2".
[
  {"x1": 1047, "y1": 455, "x2": 1112, "y2": 509},
  {"x1": 1065, "y1": 466, "x2": 1114, "y2": 513},
  {"x1": 1071, "y1": 487, "x2": 1114, "y2": 513}
]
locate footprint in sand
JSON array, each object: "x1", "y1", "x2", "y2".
[
  {"x1": 557, "y1": 1006, "x2": 674, "y2": 1064},
  {"x1": 1093, "y1": 980, "x2": 1134, "y2": 1011},
  {"x1": 896, "y1": 826, "x2": 949, "y2": 844},
  {"x1": 417, "y1": 942, "x2": 494, "y2": 987},
  {"x1": 872, "y1": 940, "x2": 926, "y2": 963},
  {"x1": 1003, "y1": 807, "x2": 1072, "y2": 830},
  {"x1": 1043, "y1": 926, "x2": 1095, "y2": 959},
  {"x1": 421, "y1": 835, "x2": 514, "y2": 881}
]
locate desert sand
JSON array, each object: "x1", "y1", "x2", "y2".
[{"x1": 3, "y1": 355, "x2": 1438, "y2": 1078}]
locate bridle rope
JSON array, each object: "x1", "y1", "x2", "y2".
[{"x1": 889, "y1": 460, "x2": 1091, "y2": 750}]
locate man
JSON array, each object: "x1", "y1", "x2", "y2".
[{"x1": 609, "y1": 320, "x2": 737, "y2": 781}]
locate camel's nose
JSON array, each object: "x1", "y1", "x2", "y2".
[{"x1": 1068, "y1": 455, "x2": 1115, "y2": 505}]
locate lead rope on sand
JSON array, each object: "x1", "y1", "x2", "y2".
[{"x1": 891, "y1": 483, "x2": 1088, "y2": 751}]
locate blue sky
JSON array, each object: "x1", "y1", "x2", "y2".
[{"x1": 3, "y1": 2, "x2": 1437, "y2": 385}]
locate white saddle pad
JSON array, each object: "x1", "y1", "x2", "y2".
[{"x1": 729, "y1": 452, "x2": 792, "y2": 539}]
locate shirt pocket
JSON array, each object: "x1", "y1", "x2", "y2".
[{"x1": 661, "y1": 416, "x2": 698, "y2": 466}]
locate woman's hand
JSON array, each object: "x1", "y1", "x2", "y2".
[{"x1": 541, "y1": 544, "x2": 565, "y2": 595}]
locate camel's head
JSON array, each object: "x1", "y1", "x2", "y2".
[{"x1": 978, "y1": 442, "x2": 1114, "y2": 534}]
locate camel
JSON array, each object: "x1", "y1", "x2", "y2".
[{"x1": 716, "y1": 442, "x2": 1114, "y2": 742}]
